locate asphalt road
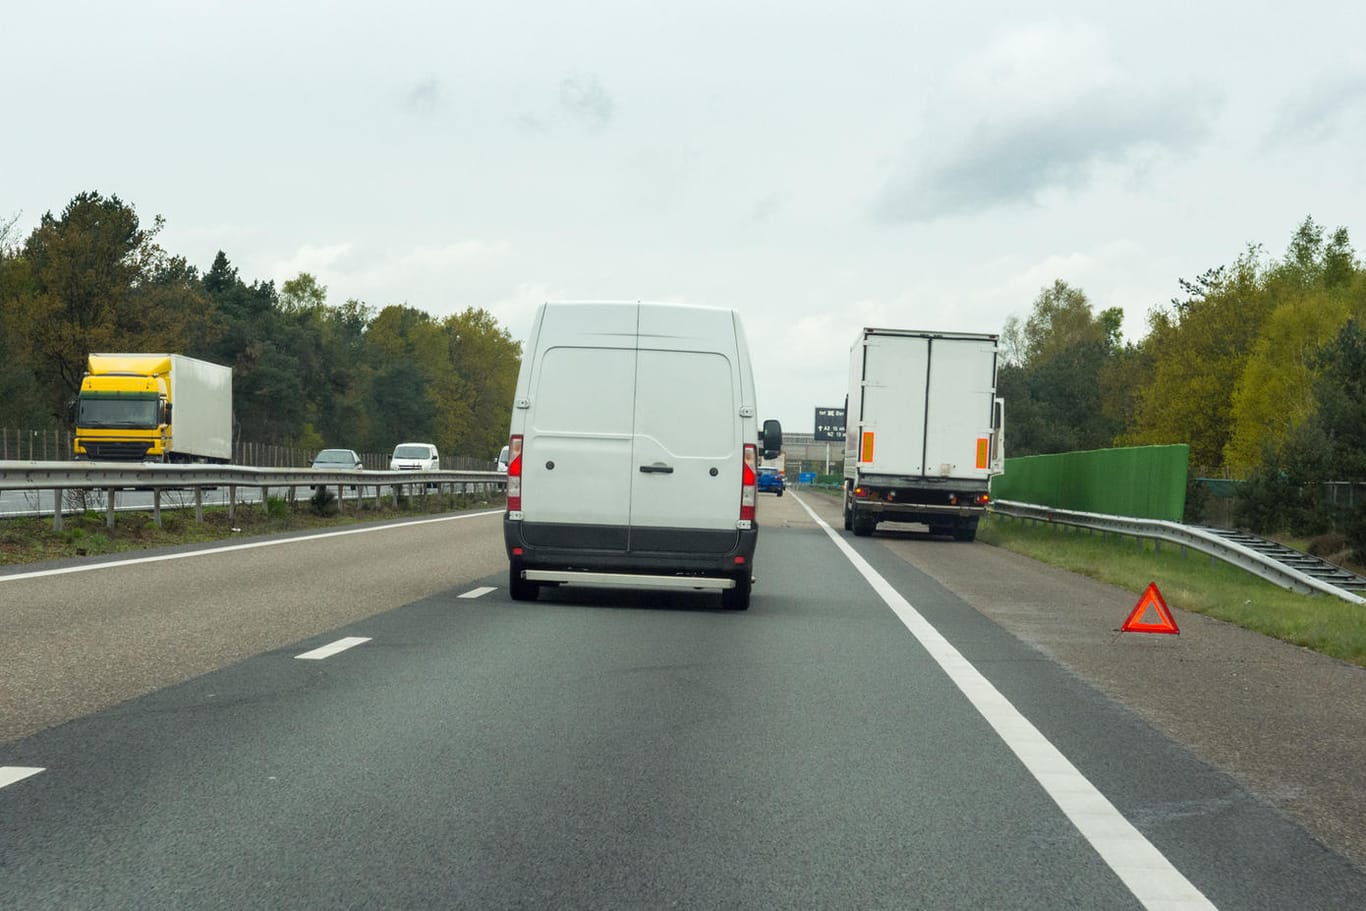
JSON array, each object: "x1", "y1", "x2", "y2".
[{"x1": 2, "y1": 494, "x2": 1363, "y2": 909}]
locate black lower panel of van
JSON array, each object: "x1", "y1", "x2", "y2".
[
  {"x1": 520, "y1": 522, "x2": 628, "y2": 551},
  {"x1": 506, "y1": 520, "x2": 754, "y2": 572},
  {"x1": 629, "y1": 526, "x2": 739, "y2": 555}
]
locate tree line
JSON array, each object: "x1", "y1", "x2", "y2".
[
  {"x1": 998, "y1": 216, "x2": 1365, "y2": 551},
  {"x1": 0, "y1": 192, "x2": 521, "y2": 462}
]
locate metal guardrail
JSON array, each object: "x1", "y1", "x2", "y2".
[
  {"x1": 0, "y1": 461, "x2": 507, "y2": 531},
  {"x1": 990, "y1": 499, "x2": 1365, "y2": 605}
]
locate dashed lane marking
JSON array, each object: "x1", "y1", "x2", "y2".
[
  {"x1": 458, "y1": 587, "x2": 497, "y2": 599},
  {"x1": 0, "y1": 767, "x2": 45, "y2": 789},
  {"x1": 295, "y1": 637, "x2": 372, "y2": 660}
]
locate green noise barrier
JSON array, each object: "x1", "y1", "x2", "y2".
[{"x1": 990, "y1": 444, "x2": 1189, "y2": 522}]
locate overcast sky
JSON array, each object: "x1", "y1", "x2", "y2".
[{"x1": 9, "y1": 1, "x2": 1366, "y2": 433}]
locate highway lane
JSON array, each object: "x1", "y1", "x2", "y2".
[
  {"x1": 2, "y1": 495, "x2": 1364, "y2": 908},
  {"x1": 0, "y1": 509, "x2": 507, "y2": 743}
]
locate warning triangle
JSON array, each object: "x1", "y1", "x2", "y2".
[{"x1": 1122, "y1": 582, "x2": 1180, "y2": 635}]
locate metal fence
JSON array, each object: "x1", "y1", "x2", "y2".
[{"x1": 1, "y1": 428, "x2": 497, "y2": 471}]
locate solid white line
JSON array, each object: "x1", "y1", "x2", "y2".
[
  {"x1": 294, "y1": 636, "x2": 371, "y2": 660},
  {"x1": 458, "y1": 586, "x2": 497, "y2": 599},
  {"x1": 0, "y1": 766, "x2": 45, "y2": 789},
  {"x1": 0, "y1": 509, "x2": 503, "y2": 583},
  {"x1": 790, "y1": 493, "x2": 1217, "y2": 911}
]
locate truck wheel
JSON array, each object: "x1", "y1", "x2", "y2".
[
  {"x1": 851, "y1": 508, "x2": 876, "y2": 537},
  {"x1": 953, "y1": 519, "x2": 979, "y2": 542},
  {"x1": 843, "y1": 491, "x2": 853, "y2": 530},
  {"x1": 508, "y1": 562, "x2": 540, "y2": 601},
  {"x1": 721, "y1": 572, "x2": 751, "y2": 611}
]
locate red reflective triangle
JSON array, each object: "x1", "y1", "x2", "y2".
[{"x1": 1122, "y1": 582, "x2": 1180, "y2": 635}]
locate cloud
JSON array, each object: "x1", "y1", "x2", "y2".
[
  {"x1": 404, "y1": 77, "x2": 442, "y2": 115},
  {"x1": 400, "y1": 240, "x2": 511, "y2": 269},
  {"x1": 558, "y1": 73, "x2": 615, "y2": 131},
  {"x1": 874, "y1": 23, "x2": 1219, "y2": 222},
  {"x1": 1265, "y1": 70, "x2": 1366, "y2": 146},
  {"x1": 270, "y1": 242, "x2": 354, "y2": 284}
]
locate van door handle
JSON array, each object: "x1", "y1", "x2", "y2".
[{"x1": 639, "y1": 463, "x2": 674, "y2": 474}]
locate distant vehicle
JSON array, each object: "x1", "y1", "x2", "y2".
[
  {"x1": 503, "y1": 300, "x2": 782, "y2": 610},
  {"x1": 497, "y1": 445, "x2": 510, "y2": 472},
  {"x1": 311, "y1": 449, "x2": 363, "y2": 470},
  {"x1": 843, "y1": 328, "x2": 1004, "y2": 541},
  {"x1": 390, "y1": 443, "x2": 440, "y2": 471},
  {"x1": 69, "y1": 353, "x2": 232, "y2": 463},
  {"x1": 757, "y1": 466, "x2": 785, "y2": 496}
]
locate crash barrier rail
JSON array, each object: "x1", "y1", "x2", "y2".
[
  {"x1": 0, "y1": 428, "x2": 498, "y2": 471},
  {"x1": 990, "y1": 499, "x2": 1365, "y2": 605},
  {"x1": 0, "y1": 461, "x2": 507, "y2": 532}
]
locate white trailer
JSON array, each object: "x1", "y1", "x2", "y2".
[{"x1": 842, "y1": 328, "x2": 1003, "y2": 540}]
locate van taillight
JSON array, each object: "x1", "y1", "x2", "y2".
[
  {"x1": 506, "y1": 434, "x2": 523, "y2": 513},
  {"x1": 740, "y1": 443, "x2": 757, "y2": 521}
]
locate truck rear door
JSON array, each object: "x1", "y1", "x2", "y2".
[
  {"x1": 923, "y1": 338, "x2": 999, "y2": 480},
  {"x1": 860, "y1": 334, "x2": 929, "y2": 475}
]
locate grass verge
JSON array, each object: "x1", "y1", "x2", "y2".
[
  {"x1": 977, "y1": 514, "x2": 1366, "y2": 668},
  {"x1": 0, "y1": 491, "x2": 504, "y2": 566}
]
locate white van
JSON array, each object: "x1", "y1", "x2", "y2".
[
  {"x1": 390, "y1": 442, "x2": 440, "y2": 471},
  {"x1": 504, "y1": 301, "x2": 782, "y2": 610}
]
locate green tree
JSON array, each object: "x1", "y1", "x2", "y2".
[
  {"x1": 0, "y1": 214, "x2": 49, "y2": 426},
  {"x1": 22, "y1": 192, "x2": 163, "y2": 412},
  {"x1": 1122, "y1": 248, "x2": 1273, "y2": 469},
  {"x1": 443, "y1": 307, "x2": 521, "y2": 458},
  {"x1": 996, "y1": 280, "x2": 1124, "y2": 455}
]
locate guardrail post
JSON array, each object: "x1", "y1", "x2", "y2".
[
  {"x1": 336, "y1": 484, "x2": 345, "y2": 514},
  {"x1": 228, "y1": 485, "x2": 237, "y2": 523},
  {"x1": 52, "y1": 487, "x2": 64, "y2": 532},
  {"x1": 106, "y1": 488, "x2": 116, "y2": 530},
  {"x1": 195, "y1": 486, "x2": 203, "y2": 523},
  {"x1": 153, "y1": 489, "x2": 162, "y2": 528}
]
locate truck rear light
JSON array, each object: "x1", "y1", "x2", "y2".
[
  {"x1": 740, "y1": 443, "x2": 757, "y2": 521},
  {"x1": 974, "y1": 493, "x2": 990, "y2": 506},
  {"x1": 506, "y1": 434, "x2": 523, "y2": 513}
]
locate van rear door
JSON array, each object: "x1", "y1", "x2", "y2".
[
  {"x1": 629, "y1": 305, "x2": 743, "y2": 546},
  {"x1": 521, "y1": 307, "x2": 638, "y2": 535}
]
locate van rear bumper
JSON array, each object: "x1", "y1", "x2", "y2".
[{"x1": 504, "y1": 519, "x2": 757, "y2": 576}]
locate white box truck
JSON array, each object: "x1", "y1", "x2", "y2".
[
  {"x1": 843, "y1": 328, "x2": 1003, "y2": 540},
  {"x1": 70, "y1": 353, "x2": 233, "y2": 462},
  {"x1": 503, "y1": 301, "x2": 782, "y2": 610}
]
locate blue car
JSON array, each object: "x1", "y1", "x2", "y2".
[{"x1": 757, "y1": 466, "x2": 785, "y2": 496}]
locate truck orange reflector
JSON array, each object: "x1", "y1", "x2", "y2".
[
  {"x1": 861, "y1": 432, "x2": 875, "y2": 462},
  {"x1": 975, "y1": 437, "x2": 989, "y2": 469}
]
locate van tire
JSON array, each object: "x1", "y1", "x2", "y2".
[
  {"x1": 508, "y1": 563, "x2": 540, "y2": 601},
  {"x1": 722, "y1": 572, "x2": 751, "y2": 611}
]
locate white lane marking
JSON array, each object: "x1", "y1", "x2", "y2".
[
  {"x1": 0, "y1": 766, "x2": 45, "y2": 789},
  {"x1": 458, "y1": 586, "x2": 496, "y2": 599},
  {"x1": 791, "y1": 493, "x2": 1217, "y2": 911},
  {"x1": 295, "y1": 636, "x2": 371, "y2": 660},
  {"x1": 0, "y1": 510, "x2": 503, "y2": 583}
]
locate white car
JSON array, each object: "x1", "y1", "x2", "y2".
[{"x1": 390, "y1": 442, "x2": 439, "y2": 471}]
